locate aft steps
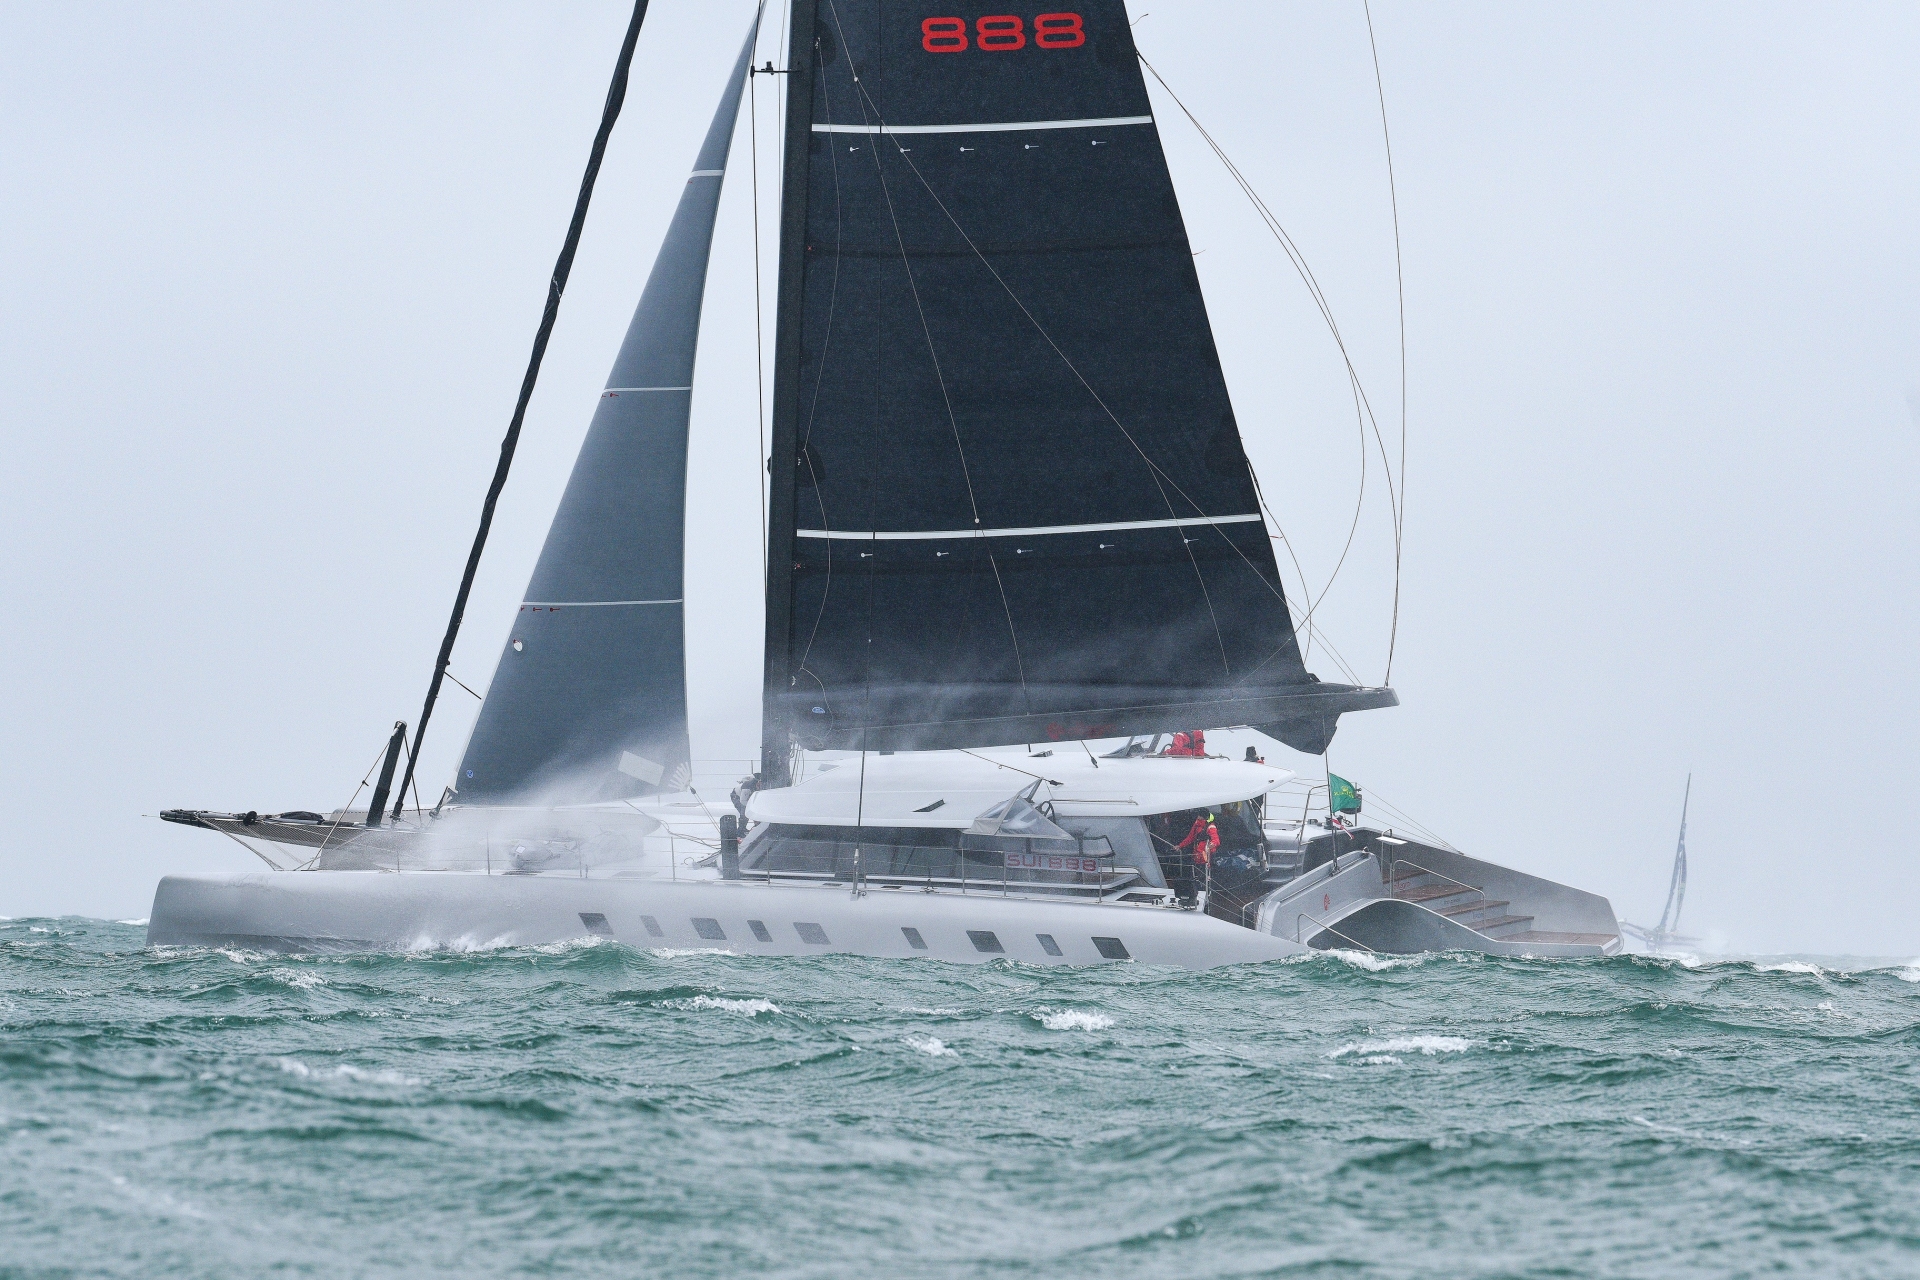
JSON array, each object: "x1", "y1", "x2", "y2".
[
  {"x1": 1386, "y1": 865, "x2": 1613, "y2": 949},
  {"x1": 1387, "y1": 866, "x2": 1533, "y2": 940}
]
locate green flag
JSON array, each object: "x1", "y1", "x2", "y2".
[{"x1": 1328, "y1": 773, "x2": 1362, "y2": 815}]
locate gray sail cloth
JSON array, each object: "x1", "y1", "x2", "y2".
[{"x1": 455, "y1": 19, "x2": 759, "y2": 806}]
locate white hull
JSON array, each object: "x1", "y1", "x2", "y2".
[{"x1": 147, "y1": 870, "x2": 1309, "y2": 969}]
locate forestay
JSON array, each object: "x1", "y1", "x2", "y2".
[{"x1": 762, "y1": 0, "x2": 1392, "y2": 764}]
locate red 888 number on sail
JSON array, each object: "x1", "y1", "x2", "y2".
[{"x1": 921, "y1": 14, "x2": 1085, "y2": 53}]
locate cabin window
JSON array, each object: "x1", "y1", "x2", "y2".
[
  {"x1": 968, "y1": 930, "x2": 1005, "y2": 954},
  {"x1": 1054, "y1": 817, "x2": 1165, "y2": 888},
  {"x1": 902, "y1": 927, "x2": 928, "y2": 950},
  {"x1": 578, "y1": 912, "x2": 612, "y2": 937},
  {"x1": 1092, "y1": 936, "x2": 1130, "y2": 960},
  {"x1": 640, "y1": 915, "x2": 664, "y2": 938},
  {"x1": 1036, "y1": 933, "x2": 1063, "y2": 957},
  {"x1": 748, "y1": 919, "x2": 773, "y2": 942},
  {"x1": 740, "y1": 824, "x2": 962, "y2": 879},
  {"x1": 739, "y1": 821, "x2": 1149, "y2": 892},
  {"x1": 795, "y1": 922, "x2": 830, "y2": 945},
  {"x1": 692, "y1": 917, "x2": 726, "y2": 940}
]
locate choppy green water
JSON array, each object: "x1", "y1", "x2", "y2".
[{"x1": 4, "y1": 917, "x2": 1918, "y2": 1278}]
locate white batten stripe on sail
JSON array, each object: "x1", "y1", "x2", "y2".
[
  {"x1": 687, "y1": 170, "x2": 724, "y2": 177},
  {"x1": 521, "y1": 599, "x2": 684, "y2": 607},
  {"x1": 601, "y1": 386, "x2": 693, "y2": 392},
  {"x1": 811, "y1": 115, "x2": 1153, "y2": 137},
  {"x1": 796, "y1": 513, "x2": 1263, "y2": 542}
]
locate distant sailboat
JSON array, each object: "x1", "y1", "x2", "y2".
[
  {"x1": 150, "y1": 0, "x2": 1622, "y2": 963},
  {"x1": 1622, "y1": 776, "x2": 1700, "y2": 952}
]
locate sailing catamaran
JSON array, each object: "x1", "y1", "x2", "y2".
[
  {"x1": 151, "y1": 0, "x2": 1622, "y2": 964},
  {"x1": 1621, "y1": 776, "x2": 1698, "y2": 953}
]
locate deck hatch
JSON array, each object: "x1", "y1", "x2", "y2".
[
  {"x1": 968, "y1": 930, "x2": 1005, "y2": 954},
  {"x1": 692, "y1": 917, "x2": 727, "y2": 940},
  {"x1": 1036, "y1": 933, "x2": 1063, "y2": 957},
  {"x1": 794, "y1": 922, "x2": 830, "y2": 945},
  {"x1": 901, "y1": 927, "x2": 928, "y2": 950},
  {"x1": 1092, "y1": 936, "x2": 1130, "y2": 959},
  {"x1": 748, "y1": 919, "x2": 773, "y2": 942},
  {"x1": 640, "y1": 915, "x2": 664, "y2": 938},
  {"x1": 578, "y1": 912, "x2": 612, "y2": 938}
]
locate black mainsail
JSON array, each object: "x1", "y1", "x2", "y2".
[
  {"x1": 456, "y1": 22, "x2": 760, "y2": 805},
  {"x1": 761, "y1": 0, "x2": 1393, "y2": 773}
]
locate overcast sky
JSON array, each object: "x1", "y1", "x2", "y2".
[{"x1": 3, "y1": 2, "x2": 1915, "y2": 953}]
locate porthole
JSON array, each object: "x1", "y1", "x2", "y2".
[
  {"x1": 692, "y1": 917, "x2": 727, "y2": 941},
  {"x1": 968, "y1": 930, "x2": 1005, "y2": 954},
  {"x1": 1036, "y1": 933, "x2": 1063, "y2": 957},
  {"x1": 748, "y1": 919, "x2": 773, "y2": 942},
  {"x1": 1091, "y1": 936, "x2": 1130, "y2": 960},
  {"x1": 794, "y1": 922, "x2": 830, "y2": 945},
  {"x1": 902, "y1": 927, "x2": 928, "y2": 950},
  {"x1": 639, "y1": 915, "x2": 664, "y2": 938}
]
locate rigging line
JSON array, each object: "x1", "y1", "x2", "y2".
[
  {"x1": 215, "y1": 825, "x2": 287, "y2": 872},
  {"x1": 444, "y1": 670, "x2": 483, "y2": 701},
  {"x1": 1139, "y1": 52, "x2": 1403, "y2": 609},
  {"x1": 1364, "y1": 0, "x2": 1408, "y2": 686},
  {"x1": 1140, "y1": 52, "x2": 1398, "y2": 529},
  {"x1": 750, "y1": 42, "x2": 768, "y2": 582},
  {"x1": 861, "y1": 102, "x2": 1240, "y2": 679},
  {"x1": 318, "y1": 739, "x2": 394, "y2": 858},
  {"x1": 826, "y1": 0, "x2": 1037, "y2": 703},
  {"x1": 793, "y1": 34, "x2": 848, "y2": 678},
  {"x1": 398, "y1": 724, "x2": 428, "y2": 821},
  {"x1": 826, "y1": 3, "x2": 978, "y2": 525},
  {"x1": 1137, "y1": 55, "x2": 1385, "y2": 677},
  {"x1": 844, "y1": 70, "x2": 1236, "y2": 675},
  {"x1": 392, "y1": 0, "x2": 651, "y2": 820},
  {"x1": 1246, "y1": 442, "x2": 1323, "y2": 657},
  {"x1": 957, "y1": 748, "x2": 1063, "y2": 787}
]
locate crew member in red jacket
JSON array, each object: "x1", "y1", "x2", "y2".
[{"x1": 1176, "y1": 810, "x2": 1220, "y2": 866}]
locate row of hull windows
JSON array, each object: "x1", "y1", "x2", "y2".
[{"x1": 580, "y1": 913, "x2": 1129, "y2": 959}]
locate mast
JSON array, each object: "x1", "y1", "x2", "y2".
[{"x1": 760, "y1": 0, "x2": 819, "y2": 788}]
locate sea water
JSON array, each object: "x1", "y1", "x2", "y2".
[{"x1": 3, "y1": 917, "x2": 1917, "y2": 1278}]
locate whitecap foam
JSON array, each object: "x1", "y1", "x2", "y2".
[
  {"x1": 274, "y1": 1057, "x2": 418, "y2": 1086},
  {"x1": 1756, "y1": 961, "x2": 1823, "y2": 975},
  {"x1": 1312, "y1": 949, "x2": 1421, "y2": 972},
  {"x1": 1035, "y1": 1008, "x2": 1114, "y2": 1032},
  {"x1": 269, "y1": 968, "x2": 325, "y2": 990},
  {"x1": 648, "y1": 947, "x2": 738, "y2": 958},
  {"x1": 1331, "y1": 1035, "x2": 1472, "y2": 1059},
  {"x1": 903, "y1": 1035, "x2": 957, "y2": 1057},
  {"x1": 901, "y1": 1006, "x2": 963, "y2": 1016},
  {"x1": 1896, "y1": 963, "x2": 1920, "y2": 984},
  {"x1": 115, "y1": 918, "x2": 149, "y2": 927},
  {"x1": 669, "y1": 995, "x2": 780, "y2": 1017}
]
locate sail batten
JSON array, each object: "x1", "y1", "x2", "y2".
[
  {"x1": 760, "y1": 1, "x2": 1392, "y2": 767},
  {"x1": 455, "y1": 19, "x2": 761, "y2": 806},
  {"x1": 812, "y1": 115, "x2": 1153, "y2": 135}
]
